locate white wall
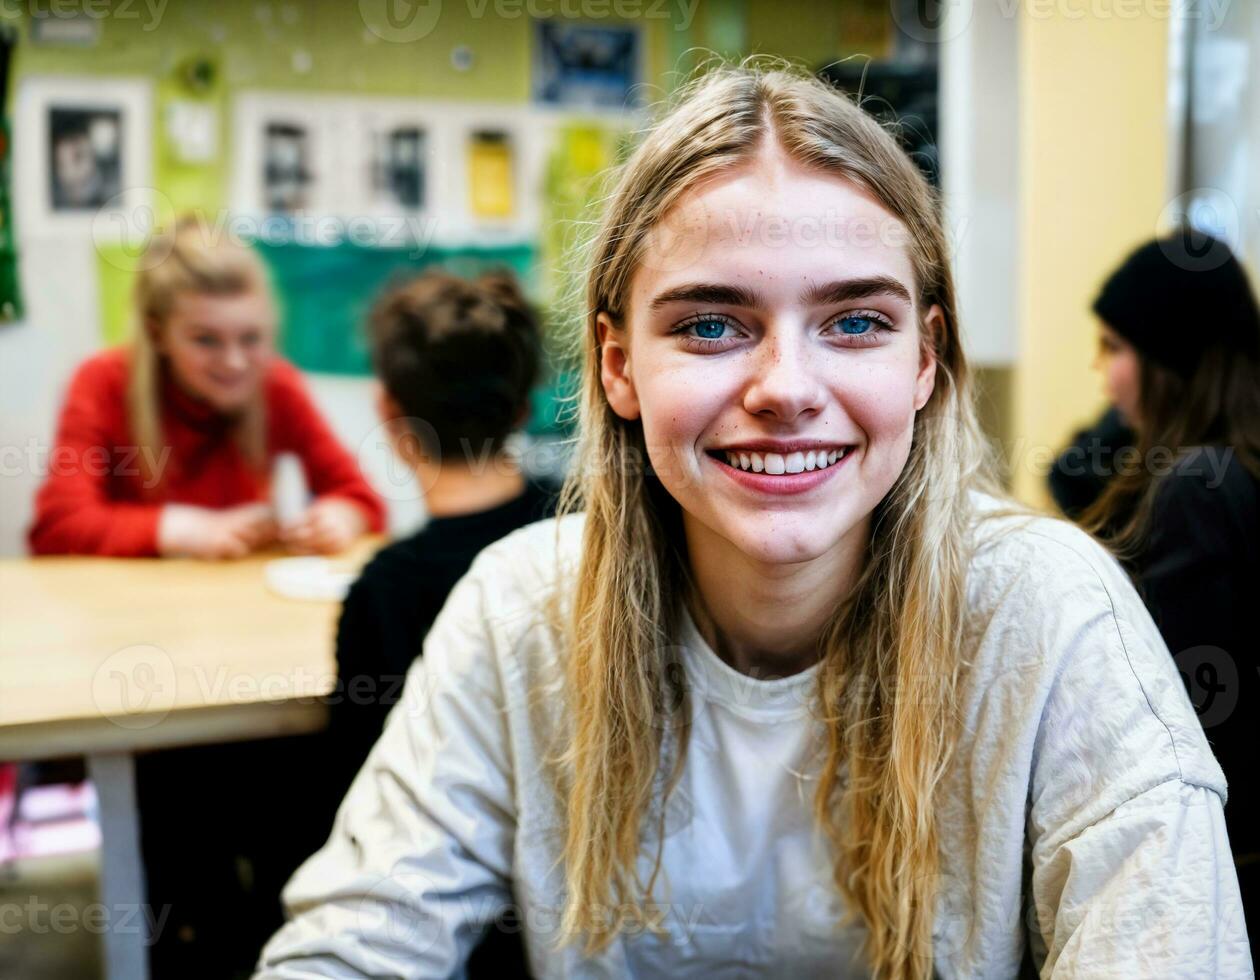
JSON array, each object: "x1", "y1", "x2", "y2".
[
  {"x1": 0, "y1": 238, "x2": 105, "y2": 557},
  {"x1": 1182, "y1": 1, "x2": 1260, "y2": 277},
  {"x1": 938, "y1": 0, "x2": 1021, "y2": 368}
]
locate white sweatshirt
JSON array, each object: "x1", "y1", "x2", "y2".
[{"x1": 256, "y1": 498, "x2": 1254, "y2": 979}]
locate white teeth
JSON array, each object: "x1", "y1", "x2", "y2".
[{"x1": 718, "y1": 447, "x2": 849, "y2": 473}]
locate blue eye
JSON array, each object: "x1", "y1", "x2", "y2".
[
  {"x1": 692, "y1": 319, "x2": 728, "y2": 340},
  {"x1": 672, "y1": 315, "x2": 742, "y2": 351},
  {"x1": 837, "y1": 315, "x2": 874, "y2": 335}
]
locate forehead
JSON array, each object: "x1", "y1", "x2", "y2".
[
  {"x1": 170, "y1": 289, "x2": 273, "y2": 330},
  {"x1": 629, "y1": 147, "x2": 918, "y2": 313}
]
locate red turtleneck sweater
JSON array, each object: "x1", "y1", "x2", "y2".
[{"x1": 28, "y1": 348, "x2": 386, "y2": 556}]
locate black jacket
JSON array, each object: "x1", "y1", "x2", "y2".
[
  {"x1": 1051, "y1": 421, "x2": 1259, "y2": 858},
  {"x1": 1047, "y1": 406, "x2": 1136, "y2": 521},
  {"x1": 1136, "y1": 447, "x2": 1259, "y2": 858}
]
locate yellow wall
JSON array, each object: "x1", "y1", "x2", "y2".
[{"x1": 1013, "y1": 12, "x2": 1170, "y2": 506}]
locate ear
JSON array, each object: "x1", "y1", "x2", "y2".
[
  {"x1": 915, "y1": 304, "x2": 943, "y2": 412},
  {"x1": 373, "y1": 384, "x2": 415, "y2": 458},
  {"x1": 597, "y1": 312, "x2": 640, "y2": 421}
]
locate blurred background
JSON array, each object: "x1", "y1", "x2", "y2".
[
  {"x1": 0, "y1": 1, "x2": 1257, "y2": 977},
  {"x1": 1, "y1": 0, "x2": 1258, "y2": 548}
]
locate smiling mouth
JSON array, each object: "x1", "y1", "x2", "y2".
[{"x1": 706, "y1": 447, "x2": 854, "y2": 474}]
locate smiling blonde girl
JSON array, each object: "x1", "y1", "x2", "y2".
[
  {"x1": 28, "y1": 217, "x2": 384, "y2": 558},
  {"x1": 256, "y1": 65, "x2": 1251, "y2": 979}
]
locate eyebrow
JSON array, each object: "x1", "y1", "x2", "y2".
[
  {"x1": 648, "y1": 275, "x2": 913, "y2": 312},
  {"x1": 805, "y1": 275, "x2": 913, "y2": 307},
  {"x1": 649, "y1": 283, "x2": 759, "y2": 311}
]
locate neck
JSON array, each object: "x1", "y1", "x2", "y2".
[
  {"x1": 683, "y1": 514, "x2": 871, "y2": 678},
  {"x1": 415, "y1": 457, "x2": 525, "y2": 518}
]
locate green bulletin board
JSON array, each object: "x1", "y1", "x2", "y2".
[
  {"x1": 97, "y1": 237, "x2": 535, "y2": 373},
  {"x1": 256, "y1": 239, "x2": 537, "y2": 376},
  {"x1": 95, "y1": 236, "x2": 574, "y2": 434}
]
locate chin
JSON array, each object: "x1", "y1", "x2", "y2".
[
  {"x1": 725, "y1": 523, "x2": 837, "y2": 567},
  {"x1": 204, "y1": 391, "x2": 253, "y2": 414}
]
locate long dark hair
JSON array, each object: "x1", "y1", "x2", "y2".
[{"x1": 1082, "y1": 244, "x2": 1260, "y2": 558}]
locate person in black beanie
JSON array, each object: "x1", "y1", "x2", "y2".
[{"x1": 1050, "y1": 228, "x2": 1260, "y2": 942}]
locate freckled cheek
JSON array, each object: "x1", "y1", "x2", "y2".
[
  {"x1": 635, "y1": 370, "x2": 731, "y2": 464},
  {"x1": 832, "y1": 371, "x2": 920, "y2": 444}
]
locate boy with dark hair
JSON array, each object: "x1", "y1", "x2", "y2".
[
  {"x1": 258, "y1": 270, "x2": 553, "y2": 978},
  {"x1": 332, "y1": 270, "x2": 557, "y2": 789}
]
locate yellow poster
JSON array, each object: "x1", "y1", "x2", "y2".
[{"x1": 469, "y1": 131, "x2": 514, "y2": 219}]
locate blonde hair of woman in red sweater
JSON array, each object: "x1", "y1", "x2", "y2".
[{"x1": 28, "y1": 217, "x2": 385, "y2": 558}]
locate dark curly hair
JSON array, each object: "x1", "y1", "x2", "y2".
[{"x1": 368, "y1": 269, "x2": 541, "y2": 462}]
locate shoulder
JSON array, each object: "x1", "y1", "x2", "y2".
[
  {"x1": 966, "y1": 490, "x2": 1159, "y2": 666},
  {"x1": 961, "y1": 491, "x2": 1223, "y2": 793},
  {"x1": 964, "y1": 493, "x2": 1147, "y2": 690},
  {"x1": 1167, "y1": 445, "x2": 1250, "y2": 489},
  {"x1": 261, "y1": 356, "x2": 313, "y2": 407},
  {"x1": 964, "y1": 492, "x2": 1148, "y2": 689},
  {"x1": 419, "y1": 512, "x2": 584, "y2": 642},
  {"x1": 967, "y1": 490, "x2": 1128, "y2": 610},
  {"x1": 349, "y1": 535, "x2": 427, "y2": 603},
  {"x1": 410, "y1": 512, "x2": 584, "y2": 716},
  {"x1": 55, "y1": 349, "x2": 131, "y2": 433},
  {"x1": 67, "y1": 346, "x2": 130, "y2": 397},
  {"x1": 338, "y1": 538, "x2": 431, "y2": 669},
  {"x1": 1154, "y1": 446, "x2": 1257, "y2": 525},
  {"x1": 457, "y1": 512, "x2": 585, "y2": 624}
]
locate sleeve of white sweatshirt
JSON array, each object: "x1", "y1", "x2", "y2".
[
  {"x1": 253, "y1": 546, "x2": 518, "y2": 978},
  {"x1": 1010, "y1": 524, "x2": 1254, "y2": 979}
]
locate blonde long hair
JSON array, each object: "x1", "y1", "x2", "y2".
[
  {"x1": 128, "y1": 217, "x2": 273, "y2": 487},
  {"x1": 554, "y1": 63, "x2": 1003, "y2": 979}
]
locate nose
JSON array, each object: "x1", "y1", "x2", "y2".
[
  {"x1": 222, "y1": 344, "x2": 248, "y2": 372},
  {"x1": 741, "y1": 325, "x2": 827, "y2": 423}
]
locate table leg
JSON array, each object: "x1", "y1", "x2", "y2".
[{"x1": 87, "y1": 752, "x2": 150, "y2": 980}]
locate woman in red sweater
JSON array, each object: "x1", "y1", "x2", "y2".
[{"x1": 28, "y1": 217, "x2": 384, "y2": 557}]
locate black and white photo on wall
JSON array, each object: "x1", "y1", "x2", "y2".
[
  {"x1": 49, "y1": 106, "x2": 121, "y2": 210},
  {"x1": 263, "y1": 121, "x2": 312, "y2": 213},
  {"x1": 369, "y1": 125, "x2": 425, "y2": 211}
]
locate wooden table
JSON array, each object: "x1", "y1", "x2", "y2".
[{"x1": 0, "y1": 542, "x2": 378, "y2": 980}]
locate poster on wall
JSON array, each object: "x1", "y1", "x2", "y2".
[
  {"x1": 533, "y1": 22, "x2": 641, "y2": 110},
  {"x1": 369, "y1": 124, "x2": 426, "y2": 211},
  {"x1": 15, "y1": 75, "x2": 152, "y2": 237},
  {"x1": 263, "y1": 121, "x2": 313, "y2": 213},
  {"x1": 232, "y1": 94, "x2": 546, "y2": 247},
  {"x1": 48, "y1": 106, "x2": 122, "y2": 210},
  {"x1": 468, "y1": 129, "x2": 514, "y2": 220}
]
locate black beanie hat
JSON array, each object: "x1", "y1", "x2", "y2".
[{"x1": 1092, "y1": 229, "x2": 1260, "y2": 378}]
